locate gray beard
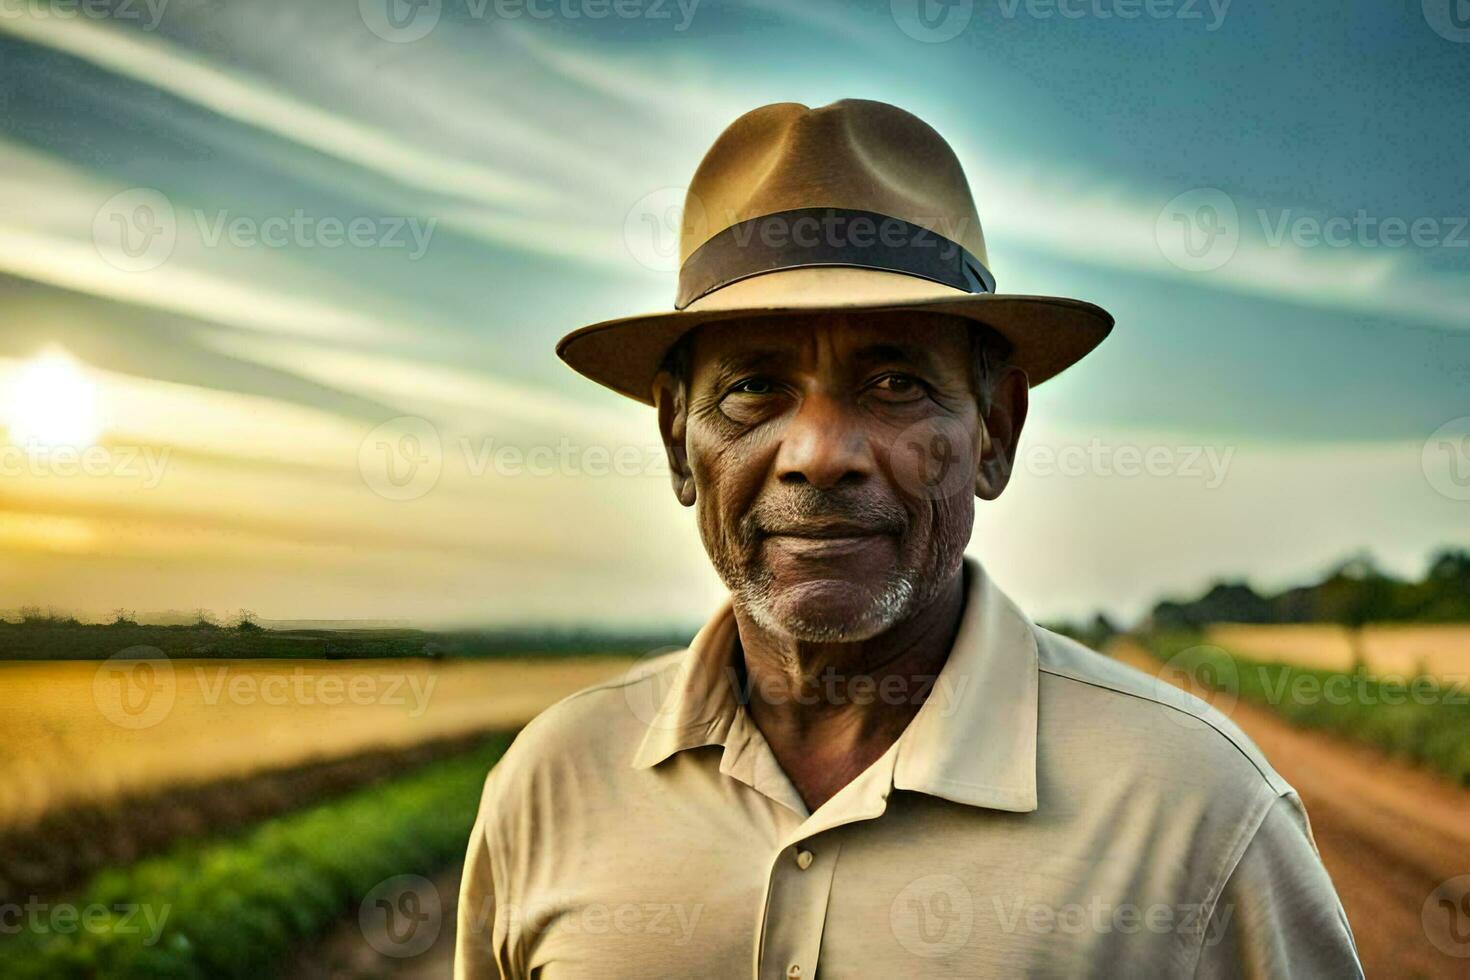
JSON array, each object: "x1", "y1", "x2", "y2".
[{"x1": 722, "y1": 563, "x2": 923, "y2": 643}]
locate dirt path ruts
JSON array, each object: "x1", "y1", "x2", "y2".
[{"x1": 1112, "y1": 640, "x2": 1470, "y2": 979}]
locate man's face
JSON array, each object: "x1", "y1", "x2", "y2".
[{"x1": 658, "y1": 312, "x2": 1023, "y2": 643}]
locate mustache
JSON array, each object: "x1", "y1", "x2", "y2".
[{"x1": 745, "y1": 485, "x2": 908, "y2": 538}]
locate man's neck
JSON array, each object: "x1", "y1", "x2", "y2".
[{"x1": 731, "y1": 565, "x2": 967, "y2": 812}]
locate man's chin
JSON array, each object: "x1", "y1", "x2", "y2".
[{"x1": 745, "y1": 575, "x2": 916, "y2": 643}]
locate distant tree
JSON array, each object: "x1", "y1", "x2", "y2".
[
  {"x1": 1144, "y1": 547, "x2": 1470, "y2": 633},
  {"x1": 234, "y1": 609, "x2": 264, "y2": 633},
  {"x1": 1041, "y1": 613, "x2": 1120, "y2": 652},
  {"x1": 109, "y1": 608, "x2": 139, "y2": 627},
  {"x1": 1315, "y1": 554, "x2": 1400, "y2": 670},
  {"x1": 1147, "y1": 600, "x2": 1192, "y2": 631},
  {"x1": 1089, "y1": 612, "x2": 1120, "y2": 648},
  {"x1": 193, "y1": 608, "x2": 220, "y2": 629},
  {"x1": 1418, "y1": 549, "x2": 1470, "y2": 621}
]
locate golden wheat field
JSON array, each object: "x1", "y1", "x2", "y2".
[
  {"x1": 1203, "y1": 623, "x2": 1470, "y2": 679},
  {"x1": 0, "y1": 656, "x2": 636, "y2": 829}
]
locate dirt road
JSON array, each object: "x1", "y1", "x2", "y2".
[{"x1": 1113, "y1": 640, "x2": 1470, "y2": 978}]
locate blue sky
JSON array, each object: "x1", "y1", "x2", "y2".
[{"x1": 0, "y1": 0, "x2": 1465, "y2": 626}]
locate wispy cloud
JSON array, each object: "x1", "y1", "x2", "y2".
[
  {"x1": 0, "y1": 139, "x2": 421, "y2": 342},
  {"x1": 957, "y1": 146, "x2": 1470, "y2": 331},
  {"x1": 0, "y1": 15, "x2": 557, "y2": 210}
]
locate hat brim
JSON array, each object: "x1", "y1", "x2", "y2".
[{"x1": 557, "y1": 289, "x2": 1113, "y2": 406}]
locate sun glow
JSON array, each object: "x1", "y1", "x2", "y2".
[{"x1": 4, "y1": 349, "x2": 103, "y2": 450}]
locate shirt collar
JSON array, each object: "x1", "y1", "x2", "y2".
[{"x1": 631, "y1": 557, "x2": 1040, "y2": 814}]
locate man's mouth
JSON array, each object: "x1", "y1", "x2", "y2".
[
  {"x1": 761, "y1": 519, "x2": 898, "y2": 540},
  {"x1": 758, "y1": 519, "x2": 902, "y2": 565}
]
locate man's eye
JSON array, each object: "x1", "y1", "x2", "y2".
[
  {"x1": 730, "y1": 377, "x2": 775, "y2": 395},
  {"x1": 869, "y1": 374, "x2": 924, "y2": 399}
]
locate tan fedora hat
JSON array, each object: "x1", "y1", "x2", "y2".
[{"x1": 557, "y1": 99, "x2": 1113, "y2": 405}]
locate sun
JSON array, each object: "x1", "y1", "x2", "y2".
[{"x1": 4, "y1": 348, "x2": 103, "y2": 450}]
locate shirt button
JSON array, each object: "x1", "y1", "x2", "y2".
[{"x1": 795, "y1": 847, "x2": 814, "y2": 870}]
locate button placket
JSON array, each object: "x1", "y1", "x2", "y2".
[{"x1": 756, "y1": 840, "x2": 841, "y2": 980}]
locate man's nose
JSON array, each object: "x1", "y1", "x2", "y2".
[{"x1": 774, "y1": 393, "x2": 874, "y2": 489}]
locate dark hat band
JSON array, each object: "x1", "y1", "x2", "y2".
[{"x1": 675, "y1": 207, "x2": 996, "y2": 310}]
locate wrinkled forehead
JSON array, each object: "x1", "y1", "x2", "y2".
[{"x1": 687, "y1": 310, "x2": 974, "y2": 376}]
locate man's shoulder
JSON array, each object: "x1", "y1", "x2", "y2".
[
  {"x1": 483, "y1": 650, "x2": 686, "y2": 796},
  {"x1": 1030, "y1": 626, "x2": 1292, "y2": 800}
]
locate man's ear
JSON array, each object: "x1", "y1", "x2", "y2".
[
  {"x1": 974, "y1": 365, "x2": 1029, "y2": 501},
  {"x1": 653, "y1": 369, "x2": 696, "y2": 507}
]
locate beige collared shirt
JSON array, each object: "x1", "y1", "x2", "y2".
[{"x1": 455, "y1": 560, "x2": 1361, "y2": 978}]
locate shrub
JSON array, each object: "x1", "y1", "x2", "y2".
[{"x1": 0, "y1": 735, "x2": 511, "y2": 979}]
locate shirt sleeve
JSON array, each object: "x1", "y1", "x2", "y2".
[
  {"x1": 1193, "y1": 793, "x2": 1363, "y2": 979},
  {"x1": 454, "y1": 769, "x2": 507, "y2": 980}
]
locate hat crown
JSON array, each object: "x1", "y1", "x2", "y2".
[
  {"x1": 679, "y1": 100, "x2": 989, "y2": 272},
  {"x1": 554, "y1": 98, "x2": 1111, "y2": 406}
]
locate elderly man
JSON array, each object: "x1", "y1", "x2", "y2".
[{"x1": 455, "y1": 101, "x2": 1361, "y2": 978}]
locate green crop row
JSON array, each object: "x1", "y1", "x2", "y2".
[
  {"x1": 1136, "y1": 632, "x2": 1470, "y2": 785},
  {"x1": 0, "y1": 733, "x2": 512, "y2": 978}
]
